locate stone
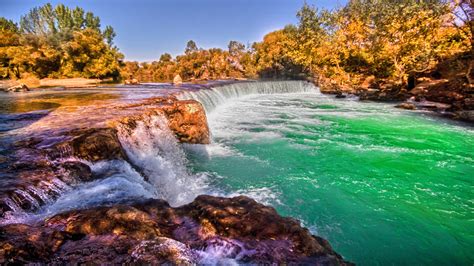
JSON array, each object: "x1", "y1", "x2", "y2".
[
  {"x1": 124, "y1": 79, "x2": 139, "y2": 85},
  {"x1": 456, "y1": 110, "x2": 474, "y2": 122},
  {"x1": 66, "y1": 128, "x2": 127, "y2": 162},
  {"x1": 173, "y1": 74, "x2": 183, "y2": 85},
  {"x1": 5, "y1": 83, "x2": 29, "y2": 93},
  {"x1": 0, "y1": 196, "x2": 352, "y2": 265},
  {"x1": 162, "y1": 100, "x2": 210, "y2": 144},
  {"x1": 396, "y1": 102, "x2": 416, "y2": 110}
]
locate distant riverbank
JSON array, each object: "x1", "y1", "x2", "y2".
[{"x1": 0, "y1": 78, "x2": 111, "y2": 90}]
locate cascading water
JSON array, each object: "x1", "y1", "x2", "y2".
[
  {"x1": 0, "y1": 81, "x2": 320, "y2": 224},
  {"x1": 116, "y1": 114, "x2": 210, "y2": 206},
  {"x1": 178, "y1": 80, "x2": 317, "y2": 112},
  {"x1": 2, "y1": 80, "x2": 471, "y2": 264},
  {"x1": 180, "y1": 83, "x2": 474, "y2": 265}
]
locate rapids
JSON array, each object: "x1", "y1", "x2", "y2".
[
  {"x1": 182, "y1": 81, "x2": 474, "y2": 265},
  {"x1": 0, "y1": 81, "x2": 472, "y2": 264}
]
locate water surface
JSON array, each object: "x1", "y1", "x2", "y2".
[{"x1": 186, "y1": 90, "x2": 474, "y2": 265}]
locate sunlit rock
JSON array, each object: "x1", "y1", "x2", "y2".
[
  {"x1": 0, "y1": 196, "x2": 352, "y2": 265},
  {"x1": 162, "y1": 100, "x2": 210, "y2": 144},
  {"x1": 396, "y1": 102, "x2": 416, "y2": 110},
  {"x1": 173, "y1": 74, "x2": 183, "y2": 85}
]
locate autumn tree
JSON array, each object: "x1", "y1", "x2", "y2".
[
  {"x1": 0, "y1": 3, "x2": 122, "y2": 80},
  {"x1": 253, "y1": 26, "x2": 308, "y2": 79}
]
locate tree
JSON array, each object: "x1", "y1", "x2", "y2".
[
  {"x1": 85, "y1": 12, "x2": 100, "y2": 29},
  {"x1": 2, "y1": 4, "x2": 122, "y2": 80},
  {"x1": 254, "y1": 27, "x2": 307, "y2": 79},
  {"x1": 0, "y1": 18, "x2": 21, "y2": 78},
  {"x1": 228, "y1": 40, "x2": 245, "y2": 56},
  {"x1": 185, "y1": 40, "x2": 198, "y2": 54},
  {"x1": 103, "y1": 25, "x2": 116, "y2": 46},
  {"x1": 0, "y1": 18, "x2": 18, "y2": 33},
  {"x1": 159, "y1": 53, "x2": 172, "y2": 62},
  {"x1": 61, "y1": 29, "x2": 123, "y2": 79},
  {"x1": 452, "y1": 0, "x2": 474, "y2": 49}
]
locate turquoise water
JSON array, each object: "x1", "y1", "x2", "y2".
[{"x1": 186, "y1": 92, "x2": 474, "y2": 265}]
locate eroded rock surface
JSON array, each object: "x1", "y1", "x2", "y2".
[
  {"x1": 162, "y1": 100, "x2": 210, "y2": 144},
  {"x1": 0, "y1": 195, "x2": 352, "y2": 265},
  {"x1": 0, "y1": 98, "x2": 210, "y2": 217}
]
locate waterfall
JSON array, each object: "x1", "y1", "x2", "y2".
[
  {"x1": 177, "y1": 81, "x2": 318, "y2": 112},
  {"x1": 116, "y1": 114, "x2": 210, "y2": 206},
  {"x1": 0, "y1": 80, "x2": 318, "y2": 224}
]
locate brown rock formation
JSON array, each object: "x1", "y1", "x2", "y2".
[
  {"x1": 162, "y1": 100, "x2": 210, "y2": 144},
  {"x1": 0, "y1": 196, "x2": 352, "y2": 265},
  {"x1": 396, "y1": 102, "x2": 417, "y2": 110},
  {"x1": 173, "y1": 74, "x2": 183, "y2": 85},
  {"x1": 0, "y1": 98, "x2": 210, "y2": 217}
]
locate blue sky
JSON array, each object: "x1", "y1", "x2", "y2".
[{"x1": 0, "y1": 0, "x2": 347, "y2": 61}]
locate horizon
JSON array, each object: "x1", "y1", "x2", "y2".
[{"x1": 0, "y1": 0, "x2": 347, "y2": 62}]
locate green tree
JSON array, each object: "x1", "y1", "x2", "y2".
[{"x1": 185, "y1": 40, "x2": 198, "y2": 54}]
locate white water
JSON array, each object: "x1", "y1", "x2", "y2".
[
  {"x1": 178, "y1": 81, "x2": 317, "y2": 112},
  {"x1": 0, "y1": 81, "x2": 325, "y2": 263},
  {"x1": 1, "y1": 81, "x2": 318, "y2": 223}
]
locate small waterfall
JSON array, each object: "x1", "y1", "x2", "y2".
[
  {"x1": 117, "y1": 113, "x2": 209, "y2": 206},
  {"x1": 178, "y1": 81, "x2": 318, "y2": 112},
  {"x1": 0, "y1": 80, "x2": 317, "y2": 224}
]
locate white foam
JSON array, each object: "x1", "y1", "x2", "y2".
[{"x1": 117, "y1": 114, "x2": 210, "y2": 206}]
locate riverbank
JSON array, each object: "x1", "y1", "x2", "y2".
[
  {"x1": 313, "y1": 56, "x2": 474, "y2": 123},
  {"x1": 0, "y1": 78, "x2": 108, "y2": 91}
]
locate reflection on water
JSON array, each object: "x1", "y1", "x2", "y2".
[{"x1": 0, "y1": 91, "x2": 121, "y2": 114}]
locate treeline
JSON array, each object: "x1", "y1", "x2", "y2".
[
  {"x1": 281, "y1": 0, "x2": 472, "y2": 89},
  {"x1": 1, "y1": 1, "x2": 472, "y2": 86},
  {"x1": 0, "y1": 4, "x2": 123, "y2": 80},
  {"x1": 124, "y1": 0, "x2": 472, "y2": 86},
  {"x1": 121, "y1": 40, "x2": 258, "y2": 82}
]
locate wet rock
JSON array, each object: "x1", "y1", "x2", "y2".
[
  {"x1": 358, "y1": 84, "x2": 407, "y2": 101},
  {"x1": 162, "y1": 100, "x2": 210, "y2": 144},
  {"x1": 60, "y1": 161, "x2": 93, "y2": 183},
  {"x1": 66, "y1": 128, "x2": 126, "y2": 162},
  {"x1": 396, "y1": 102, "x2": 416, "y2": 110},
  {"x1": 0, "y1": 196, "x2": 352, "y2": 265},
  {"x1": 455, "y1": 110, "x2": 474, "y2": 122},
  {"x1": 3, "y1": 83, "x2": 29, "y2": 93},
  {"x1": 124, "y1": 79, "x2": 139, "y2": 85},
  {"x1": 413, "y1": 100, "x2": 451, "y2": 111}
]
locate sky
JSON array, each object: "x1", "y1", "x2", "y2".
[{"x1": 0, "y1": 0, "x2": 347, "y2": 61}]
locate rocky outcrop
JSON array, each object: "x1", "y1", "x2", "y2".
[
  {"x1": 0, "y1": 98, "x2": 210, "y2": 217},
  {"x1": 173, "y1": 74, "x2": 183, "y2": 85},
  {"x1": 396, "y1": 102, "x2": 416, "y2": 110},
  {"x1": 124, "y1": 79, "x2": 139, "y2": 85},
  {"x1": 0, "y1": 195, "x2": 352, "y2": 265},
  {"x1": 455, "y1": 110, "x2": 474, "y2": 122},
  {"x1": 162, "y1": 100, "x2": 210, "y2": 144},
  {"x1": 1, "y1": 83, "x2": 29, "y2": 93},
  {"x1": 63, "y1": 128, "x2": 127, "y2": 162}
]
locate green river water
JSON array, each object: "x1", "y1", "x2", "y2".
[{"x1": 186, "y1": 91, "x2": 474, "y2": 265}]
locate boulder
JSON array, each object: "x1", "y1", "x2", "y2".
[
  {"x1": 396, "y1": 102, "x2": 416, "y2": 110},
  {"x1": 0, "y1": 196, "x2": 352, "y2": 265},
  {"x1": 124, "y1": 79, "x2": 139, "y2": 85},
  {"x1": 4, "y1": 83, "x2": 29, "y2": 93},
  {"x1": 162, "y1": 100, "x2": 210, "y2": 144},
  {"x1": 63, "y1": 128, "x2": 127, "y2": 162},
  {"x1": 455, "y1": 110, "x2": 474, "y2": 122},
  {"x1": 173, "y1": 74, "x2": 183, "y2": 85}
]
